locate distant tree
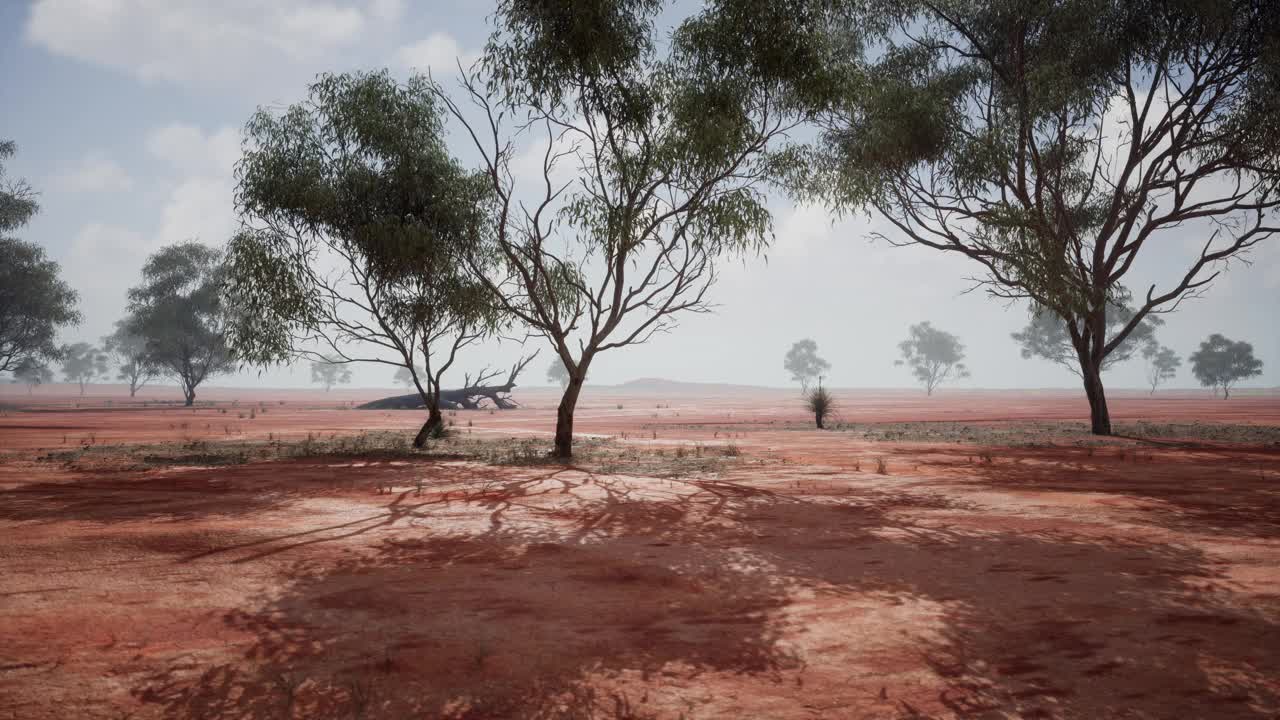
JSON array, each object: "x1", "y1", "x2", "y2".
[
  {"x1": 795, "y1": 1, "x2": 1280, "y2": 434},
  {"x1": 127, "y1": 242, "x2": 235, "y2": 407},
  {"x1": 784, "y1": 339, "x2": 830, "y2": 392},
  {"x1": 1190, "y1": 334, "x2": 1263, "y2": 399},
  {"x1": 1, "y1": 141, "x2": 81, "y2": 372},
  {"x1": 10, "y1": 357, "x2": 52, "y2": 394},
  {"x1": 393, "y1": 366, "x2": 415, "y2": 388},
  {"x1": 1013, "y1": 298, "x2": 1163, "y2": 378},
  {"x1": 546, "y1": 360, "x2": 568, "y2": 388},
  {"x1": 896, "y1": 322, "x2": 968, "y2": 396},
  {"x1": 1142, "y1": 344, "x2": 1181, "y2": 395},
  {"x1": 546, "y1": 360, "x2": 570, "y2": 388},
  {"x1": 60, "y1": 342, "x2": 109, "y2": 395},
  {"x1": 102, "y1": 320, "x2": 159, "y2": 397},
  {"x1": 225, "y1": 71, "x2": 503, "y2": 448},
  {"x1": 805, "y1": 379, "x2": 834, "y2": 430},
  {"x1": 310, "y1": 358, "x2": 353, "y2": 392}
]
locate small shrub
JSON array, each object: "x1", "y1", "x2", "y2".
[{"x1": 875, "y1": 457, "x2": 888, "y2": 474}]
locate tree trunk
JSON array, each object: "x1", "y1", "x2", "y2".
[
  {"x1": 1224, "y1": 385, "x2": 1231, "y2": 400},
  {"x1": 412, "y1": 405, "x2": 444, "y2": 449},
  {"x1": 1080, "y1": 359, "x2": 1111, "y2": 435},
  {"x1": 130, "y1": 385, "x2": 137, "y2": 398},
  {"x1": 554, "y1": 375, "x2": 585, "y2": 459},
  {"x1": 184, "y1": 386, "x2": 195, "y2": 407},
  {"x1": 815, "y1": 411, "x2": 824, "y2": 430}
]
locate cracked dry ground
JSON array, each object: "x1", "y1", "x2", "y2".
[{"x1": 2, "y1": 432, "x2": 1279, "y2": 719}]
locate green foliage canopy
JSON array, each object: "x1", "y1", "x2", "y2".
[
  {"x1": 0, "y1": 142, "x2": 81, "y2": 372},
  {"x1": 1189, "y1": 333, "x2": 1263, "y2": 398},
  {"x1": 226, "y1": 71, "x2": 502, "y2": 419},
  {"x1": 127, "y1": 242, "x2": 235, "y2": 406}
]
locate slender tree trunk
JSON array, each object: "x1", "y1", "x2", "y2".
[
  {"x1": 1224, "y1": 384, "x2": 1231, "y2": 400},
  {"x1": 815, "y1": 411, "x2": 824, "y2": 429},
  {"x1": 413, "y1": 405, "x2": 444, "y2": 449},
  {"x1": 79, "y1": 380, "x2": 86, "y2": 396},
  {"x1": 130, "y1": 385, "x2": 137, "y2": 398},
  {"x1": 554, "y1": 375, "x2": 585, "y2": 459},
  {"x1": 1080, "y1": 358, "x2": 1111, "y2": 435},
  {"x1": 184, "y1": 384, "x2": 195, "y2": 407}
]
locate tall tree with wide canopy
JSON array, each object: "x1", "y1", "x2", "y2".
[
  {"x1": 1189, "y1": 333, "x2": 1263, "y2": 398},
  {"x1": 225, "y1": 71, "x2": 504, "y2": 447},
  {"x1": 127, "y1": 242, "x2": 235, "y2": 406},
  {"x1": 796, "y1": 0, "x2": 1280, "y2": 434},
  {"x1": 432, "y1": 0, "x2": 820, "y2": 457},
  {"x1": 1, "y1": 141, "x2": 81, "y2": 371}
]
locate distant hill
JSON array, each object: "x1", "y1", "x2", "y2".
[{"x1": 610, "y1": 378, "x2": 784, "y2": 395}]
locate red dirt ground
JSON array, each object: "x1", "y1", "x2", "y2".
[{"x1": 2, "y1": 387, "x2": 1279, "y2": 719}]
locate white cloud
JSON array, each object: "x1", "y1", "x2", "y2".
[
  {"x1": 63, "y1": 223, "x2": 159, "y2": 330},
  {"x1": 141, "y1": 124, "x2": 241, "y2": 244},
  {"x1": 145, "y1": 124, "x2": 240, "y2": 176},
  {"x1": 394, "y1": 32, "x2": 476, "y2": 77},
  {"x1": 54, "y1": 152, "x2": 134, "y2": 193},
  {"x1": 25, "y1": 0, "x2": 390, "y2": 91},
  {"x1": 368, "y1": 0, "x2": 405, "y2": 23}
]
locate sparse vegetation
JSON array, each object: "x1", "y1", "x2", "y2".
[{"x1": 805, "y1": 381, "x2": 835, "y2": 430}]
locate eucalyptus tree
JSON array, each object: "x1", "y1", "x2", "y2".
[
  {"x1": 10, "y1": 357, "x2": 51, "y2": 394},
  {"x1": 797, "y1": 0, "x2": 1280, "y2": 434},
  {"x1": 895, "y1": 322, "x2": 968, "y2": 395},
  {"x1": 310, "y1": 358, "x2": 353, "y2": 392},
  {"x1": 1142, "y1": 344, "x2": 1181, "y2": 395},
  {"x1": 431, "y1": 0, "x2": 820, "y2": 457},
  {"x1": 103, "y1": 320, "x2": 159, "y2": 397},
  {"x1": 225, "y1": 71, "x2": 504, "y2": 447},
  {"x1": 127, "y1": 242, "x2": 235, "y2": 406},
  {"x1": 60, "y1": 342, "x2": 109, "y2": 396},
  {"x1": 784, "y1": 339, "x2": 830, "y2": 392},
  {"x1": 1190, "y1": 334, "x2": 1263, "y2": 399},
  {"x1": 1, "y1": 141, "x2": 81, "y2": 372}
]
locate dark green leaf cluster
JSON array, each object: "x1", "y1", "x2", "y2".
[
  {"x1": 127, "y1": 242, "x2": 235, "y2": 401},
  {"x1": 227, "y1": 71, "x2": 503, "y2": 368},
  {"x1": 1189, "y1": 333, "x2": 1263, "y2": 396},
  {"x1": 485, "y1": 0, "x2": 663, "y2": 118},
  {"x1": 1, "y1": 141, "x2": 81, "y2": 372}
]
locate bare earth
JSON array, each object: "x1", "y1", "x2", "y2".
[{"x1": 1, "y1": 386, "x2": 1278, "y2": 719}]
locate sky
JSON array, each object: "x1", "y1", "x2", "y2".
[{"x1": 2, "y1": 0, "x2": 1277, "y2": 392}]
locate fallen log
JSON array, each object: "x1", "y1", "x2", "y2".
[{"x1": 359, "y1": 355, "x2": 536, "y2": 411}]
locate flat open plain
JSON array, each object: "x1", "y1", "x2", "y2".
[{"x1": 2, "y1": 384, "x2": 1278, "y2": 719}]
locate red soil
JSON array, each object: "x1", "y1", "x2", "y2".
[{"x1": 1, "y1": 389, "x2": 1278, "y2": 719}]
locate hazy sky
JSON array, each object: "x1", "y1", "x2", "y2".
[{"x1": 3, "y1": 0, "x2": 1277, "y2": 391}]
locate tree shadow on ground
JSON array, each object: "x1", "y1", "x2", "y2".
[
  {"x1": 131, "y1": 462, "x2": 1280, "y2": 719},
  {"x1": 0, "y1": 457, "x2": 456, "y2": 525},
  {"x1": 913, "y1": 443, "x2": 1280, "y2": 539}
]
